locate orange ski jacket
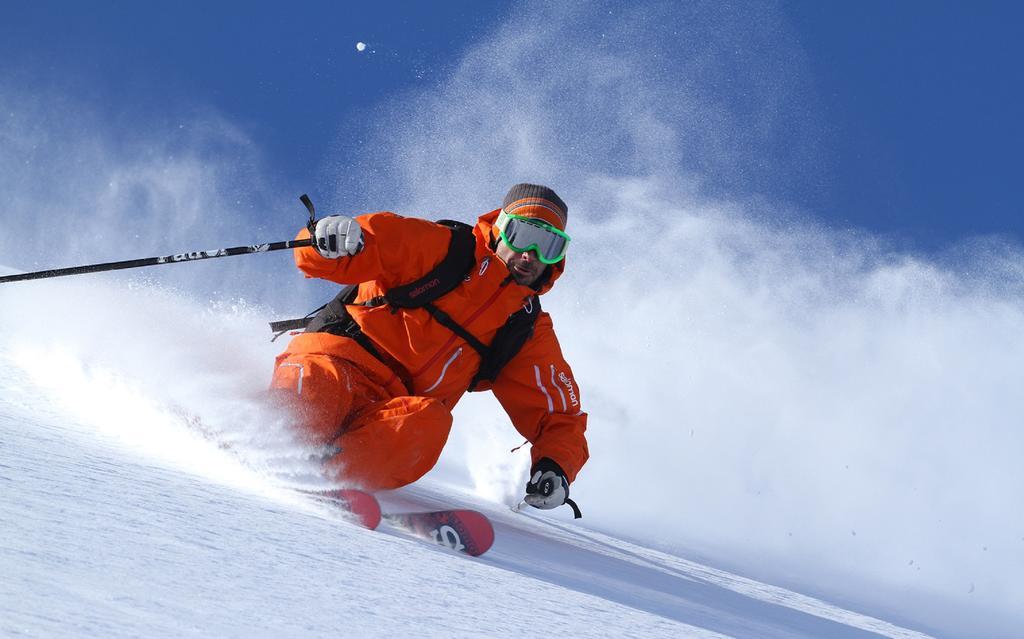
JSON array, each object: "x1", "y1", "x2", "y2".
[{"x1": 292, "y1": 208, "x2": 589, "y2": 482}]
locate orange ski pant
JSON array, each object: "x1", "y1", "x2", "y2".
[{"x1": 269, "y1": 333, "x2": 453, "y2": 491}]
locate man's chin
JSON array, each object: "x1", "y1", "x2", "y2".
[{"x1": 511, "y1": 269, "x2": 540, "y2": 286}]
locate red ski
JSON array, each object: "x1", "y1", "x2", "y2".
[
  {"x1": 307, "y1": 488, "x2": 382, "y2": 529},
  {"x1": 385, "y1": 509, "x2": 495, "y2": 557},
  {"x1": 306, "y1": 489, "x2": 495, "y2": 556}
]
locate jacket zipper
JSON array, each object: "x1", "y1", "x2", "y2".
[{"x1": 421, "y1": 347, "x2": 463, "y2": 393}]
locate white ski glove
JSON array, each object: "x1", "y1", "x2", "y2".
[
  {"x1": 313, "y1": 215, "x2": 364, "y2": 259},
  {"x1": 524, "y1": 458, "x2": 581, "y2": 517}
]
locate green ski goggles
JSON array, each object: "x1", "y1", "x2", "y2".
[{"x1": 495, "y1": 210, "x2": 571, "y2": 264}]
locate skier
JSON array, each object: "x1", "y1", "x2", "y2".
[{"x1": 270, "y1": 184, "x2": 588, "y2": 515}]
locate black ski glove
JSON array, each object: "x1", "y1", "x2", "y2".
[{"x1": 524, "y1": 458, "x2": 582, "y2": 518}]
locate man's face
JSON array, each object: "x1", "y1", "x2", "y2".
[{"x1": 495, "y1": 240, "x2": 547, "y2": 286}]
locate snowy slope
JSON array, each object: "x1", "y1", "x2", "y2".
[
  {"x1": 0, "y1": 360, "x2": 932, "y2": 639},
  {"x1": 0, "y1": 269, "x2": 939, "y2": 638}
]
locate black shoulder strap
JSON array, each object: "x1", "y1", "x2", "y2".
[
  {"x1": 378, "y1": 220, "x2": 476, "y2": 308},
  {"x1": 468, "y1": 295, "x2": 541, "y2": 391}
]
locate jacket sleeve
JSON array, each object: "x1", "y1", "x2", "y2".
[
  {"x1": 293, "y1": 212, "x2": 452, "y2": 288},
  {"x1": 490, "y1": 312, "x2": 589, "y2": 482}
]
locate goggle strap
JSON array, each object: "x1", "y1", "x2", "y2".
[{"x1": 504, "y1": 199, "x2": 565, "y2": 221}]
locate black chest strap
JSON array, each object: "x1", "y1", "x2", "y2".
[{"x1": 422, "y1": 303, "x2": 489, "y2": 355}]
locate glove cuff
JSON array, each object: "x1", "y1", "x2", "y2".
[{"x1": 531, "y1": 457, "x2": 567, "y2": 479}]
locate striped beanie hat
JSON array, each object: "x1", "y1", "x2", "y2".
[{"x1": 502, "y1": 183, "x2": 568, "y2": 231}]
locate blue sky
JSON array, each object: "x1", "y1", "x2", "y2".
[
  {"x1": 2, "y1": 1, "x2": 1021, "y2": 252},
  {"x1": 782, "y1": 1, "x2": 1022, "y2": 249}
]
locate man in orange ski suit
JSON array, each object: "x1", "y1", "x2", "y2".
[{"x1": 270, "y1": 184, "x2": 587, "y2": 513}]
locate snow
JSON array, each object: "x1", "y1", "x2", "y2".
[{"x1": 0, "y1": 270, "x2": 944, "y2": 638}]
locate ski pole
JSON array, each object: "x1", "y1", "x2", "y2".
[{"x1": 0, "y1": 194, "x2": 320, "y2": 285}]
